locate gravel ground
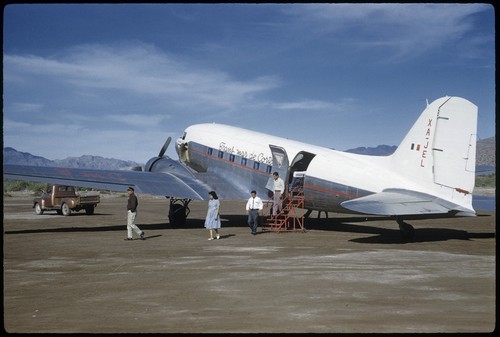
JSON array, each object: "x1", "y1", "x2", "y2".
[{"x1": 3, "y1": 194, "x2": 496, "y2": 333}]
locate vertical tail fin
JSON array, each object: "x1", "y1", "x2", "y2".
[{"x1": 390, "y1": 96, "x2": 478, "y2": 208}]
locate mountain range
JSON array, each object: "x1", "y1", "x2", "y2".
[
  {"x1": 3, "y1": 147, "x2": 142, "y2": 170},
  {"x1": 3, "y1": 136, "x2": 495, "y2": 173}
]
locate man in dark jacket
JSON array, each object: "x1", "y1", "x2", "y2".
[{"x1": 125, "y1": 187, "x2": 144, "y2": 240}]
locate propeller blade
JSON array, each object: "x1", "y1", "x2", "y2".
[{"x1": 159, "y1": 137, "x2": 171, "y2": 158}]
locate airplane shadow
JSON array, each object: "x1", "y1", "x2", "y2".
[
  {"x1": 5, "y1": 214, "x2": 495, "y2": 244},
  {"x1": 304, "y1": 216, "x2": 495, "y2": 244}
]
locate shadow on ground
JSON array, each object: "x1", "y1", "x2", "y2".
[{"x1": 5, "y1": 213, "x2": 494, "y2": 244}]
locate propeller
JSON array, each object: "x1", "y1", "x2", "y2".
[
  {"x1": 159, "y1": 137, "x2": 171, "y2": 158},
  {"x1": 144, "y1": 136, "x2": 172, "y2": 172}
]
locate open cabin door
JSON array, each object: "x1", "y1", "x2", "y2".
[
  {"x1": 265, "y1": 146, "x2": 316, "y2": 195},
  {"x1": 288, "y1": 151, "x2": 316, "y2": 194},
  {"x1": 265, "y1": 145, "x2": 289, "y2": 194}
]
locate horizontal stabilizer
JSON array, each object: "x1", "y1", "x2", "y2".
[
  {"x1": 341, "y1": 188, "x2": 476, "y2": 216},
  {"x1": 3, "y1": 164, "x2": 211, "y2": 199}
]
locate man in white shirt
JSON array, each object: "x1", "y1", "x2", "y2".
[
  {"x1": 246, "y1": 190, "x2": 263, "y2": 235},
  {"x1": 272, "y1": 172, "x2": 285, "y2": 215}
]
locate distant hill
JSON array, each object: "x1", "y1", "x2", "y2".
[
  {"x1": 345, "y1": 145, "x2": 397, "y2": 156},
  {"x1": 3, "y1": 147, "x2": 54, "y2": 166},
  {"x1": 476, "y1": 136, "x2": 495, "y2": 166},
  {"x1": 344, "y1": 136, "x2": 495, "y2": 175},
  {"x1": 3, "y1": 147, "x2": 143, "y2": 170}
]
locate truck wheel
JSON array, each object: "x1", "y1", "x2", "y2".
[
  {"x1": 61, "y1": 203, "x2": 71, "y2": 216},
  {"x1": 34, "y1": 203, "x2": 44, "y2": 215},
  {"x1": 85, "y1": 206, "x2": 95, "y2": 215}
]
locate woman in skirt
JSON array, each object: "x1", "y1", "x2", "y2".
[{"x1": 205, "y1": 191, "x2": 222, "y2": 240}]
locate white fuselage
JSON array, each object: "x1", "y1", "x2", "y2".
[
  {"x1": 177, "y1": 95, "x2": 480, "y2": 216},
  {"x1": 176, "y1": 123, "x2": 422, "y2": 213}
]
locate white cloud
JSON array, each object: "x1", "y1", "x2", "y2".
[
  {"x1": 3, "y1": 42, "x2": 283, "y2": 162},
  {"x1": 3, "y1": 118, "x2": 172, "y2": 163},
  {"x1": 3, "y1": 119, "x2": 33, "y2": 130},
  {"x1": 273, "y1": 99, "x2": 334, "y2": 111},
  {"x1": 8, "y1": 102, "x2": 43, "y2": 113},
  {"x1": 106, "y1": 114, "x2": 171, "y2": 128},
  {"x1": 284, "y1": 3, "x2": 489, "y2": 60},
  {"x1": 4, "y1": 43, "x2": 280, "y2": 111},
  {"x1": 272, "y1": 97, "x2": 358, "y2": 115}
]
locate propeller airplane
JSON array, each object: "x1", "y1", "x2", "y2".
[{"x1": 4, "y1": 96, "x2": 479, "y2": 239}]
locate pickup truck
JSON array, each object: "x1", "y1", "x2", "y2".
[{"x1": 33, "y1": 184, "x2": 100, "y2": 216}]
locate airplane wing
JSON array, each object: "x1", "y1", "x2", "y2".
[
  {"x1": 340, "y1": 188, "x2": 476, "y2": 217},
  {"x1": 3, "y1": 164, "x2": 211, "y2": 199}
]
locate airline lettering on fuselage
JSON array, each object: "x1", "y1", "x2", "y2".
[
  {"x1": 420, "y1": 118, "x2": 433, "y2": 167},
  {"x1": 219, "y1": 142, "x2": 272, "y2": 165}
]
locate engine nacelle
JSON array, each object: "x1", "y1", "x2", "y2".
[{"x1": 144, "y1": 156, "x2": 197, "y2": 180}]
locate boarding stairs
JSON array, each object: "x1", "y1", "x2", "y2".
[{"x1": 262, "y1": 190, "x2": 305, "y2": 232}]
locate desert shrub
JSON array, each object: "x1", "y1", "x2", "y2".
[
  {"x1": 475, "y1": 174, "x2": 496, "y2": 188},
  {"x1": 3, "y1": 180, "x2": 48, "y2": 193}
]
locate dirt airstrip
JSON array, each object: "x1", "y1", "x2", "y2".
[{"x1": 3, "y1": 192, "x2": 496, "y2": 333}]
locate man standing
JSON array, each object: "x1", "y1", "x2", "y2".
[
  {"x1": 272, "y1": 172, "x2": 285, "y2": 215},
  {"x1": 125, "y1": 186, "x2": 145, "y2": 241},
  {"x1": 246, "y1": 190, "x2": 263, "y2": 235}
]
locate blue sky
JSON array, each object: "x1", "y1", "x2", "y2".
[{"x1": 3, "y1": 3, "x2": 495, "y2": 164}]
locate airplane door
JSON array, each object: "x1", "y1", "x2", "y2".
[
  {"x1": 288, "y1": 151, "x2": 316, "y2": 195},
  {"x1": 265, "y1": 145, "x2": 289, "y2": 192}
]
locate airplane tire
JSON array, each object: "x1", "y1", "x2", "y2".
[
  {"x1": 398, "y1": 220, "x2": 415, "y2": 241},
  {"x1": 34, "y1": 203, "x2": 44, "y2": 215}
]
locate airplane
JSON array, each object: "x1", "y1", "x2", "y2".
[{"x1": 4, "y1": 96, "x2": 478, "y2": 239}]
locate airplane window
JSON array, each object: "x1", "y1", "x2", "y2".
[
  {"x1": 229, "y1": 154, "x2": 235, "y2": 162},
  {"x1": 253, "y1": 162, "x2": 260, "y2": 170},
  {"x1": 266, "y1": 165, "x2": 272, "y2": 174},
  {"x1": 207, "y1": 148, "x2": 213, "y2": 156},
  {"x1": 241, "y1": 158, "x2": 247, "y2": 166},
  {"x1": 218, "y1": 151, "x2": 224, "y2": 159}
]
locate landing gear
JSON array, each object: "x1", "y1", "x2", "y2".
[
  {"x1": 303, "y1": 209, "x2": 328, "y2": 219},
  {"x1": 304, "y1": 209, "x2": 312, "y2": 218},
  {"x1": 168, "y1": 198, "x2": 191, "y2": 226},
  {"x1": 397, "y1": 219, "x2": 415, "y2": 240}
]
